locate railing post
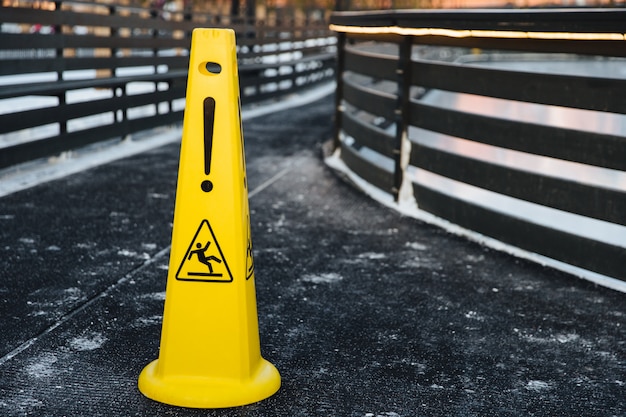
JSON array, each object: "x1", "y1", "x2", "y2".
[
  {"x1": 332, "y1": 32, "x2": 346, "y2": 151},
  {"x1": 392, "y1": 36, "x2": 412, "y2": 202},
  {"x1": 53, "y1": 1, "x2": 68, "y2": 136}
]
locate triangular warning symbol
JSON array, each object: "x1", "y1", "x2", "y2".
[{"x1": 176, "y1": 219, "x2": 233, "y2": 282}]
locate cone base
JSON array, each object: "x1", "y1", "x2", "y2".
[{"x1": 138, "y1": 358, "x2": 281, "y2": 408}]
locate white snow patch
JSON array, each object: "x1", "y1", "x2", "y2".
[
  {"x1": 525, "y1": 380, "x2": 551, "y2": 392},
  {"x1": 63, "y1": 287, "x2": 83, "y2": 301},
  {"x1": 69, "y1": 333, "x2": 107, "y2": 351},
  {"x1": 25, "y1": 352, "x2": 57, "y2": 378},
  {"x1": 27, "y1": 287, "x2": 85, "y2": 317},
  {"x1": 301, "y1": 272, "x2": 343, "y2": 284},
  {"x1": 75, "y1": 242, "x2": 96, "y2": 249},
  {"x1": 400, "y1": 258, "x2": 421, "y2": 268},
  {"x1": 405, "y1": 241, "x2": 427, "y2": 251},
  {"x1": 555, "y1": 333, "x2": 580, "y2": 344},
  {"x1": 358, "y1": 252, "x2": 386, "y2": 260},
  {"x1": 465, "y1": 254, "x2": 485, "y2": 263},
  {"x1": 464, "y1": 311, "x2": 485, "y2": 321},
  {"x1": 117, "y1": 249, "x2": 150, "y2": 260},
  {"x1": 134, "y1": 315, "x2": 163, "y2": 327},
  {"x1": 364, "y1": 413, "x2": 401, "y2": 417},
  {"x1": 518, "y1": 331, "x2": 589, "y2": 347},
  {"x1": 142, "y1": 291, "x2": 166, "y2": 301}
]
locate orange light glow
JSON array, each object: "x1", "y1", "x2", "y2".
[{"x1": 329, "y1": 24, "x2": 626, "y2": 41}]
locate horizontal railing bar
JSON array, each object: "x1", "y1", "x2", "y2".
[
  {"x1": 0, "y1": 71, "x2": 188, "y2": 100},
  {"x1": 331, "y1": 9, "x2": 626, "y2": 33},
  {"x1": 344, "y1": 47, "x2": 397, "y2": 81},
  {"x1": 0, "y1": 86, "x2": 185, "y2": 134},
  {"x1": 343, "y1": 77, "x2": 396, "y2": 120},
  {"x1": 414, "y1": 183, "x2": 626, "y2": 280},
  {"x1": 413, "y1": 144, "x2": 626, "y2": 226},
  {"x1": 0, "y1": 33, "x2": 189, "y2": 50},
  {"x1": 239, "y1": 52, "x2": 336, "y2": 72},
  {"x1": 410, "y1": 102, "x2": 626, "y2": 171},
  {"x1": 343, "y1": 32, "x2": 626, "y2": 58},
  {"x1": 340, "y1": 141, "x2": 394, "y2": 193},
  {"x1": 342, "y1": 111, "x2": 395, "y2": 158},
  {"x1": 412, "y1": 60, "x2": 626, "y2": 114},
  {"x1": 0, "y1": 56, "x2": 188, "y2": 76},
  {"x1": 1, "y1": 6, "x2": 197, "y2": 32}
]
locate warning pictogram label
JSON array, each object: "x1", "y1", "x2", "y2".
[{"x1": 176, "y1": 219, "x2": 233, "y2": 283}]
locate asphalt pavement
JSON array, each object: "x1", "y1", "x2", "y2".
[{"x1": 0, "y1": 93, "x2": 624, "y2": 417}]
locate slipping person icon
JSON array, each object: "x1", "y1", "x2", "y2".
[
  {"x1": 189, "y1": 241, "x2": 221, "y2": 274},
  {"x1": 175, "y1": 221, "x2": 234, "y2": 282}
]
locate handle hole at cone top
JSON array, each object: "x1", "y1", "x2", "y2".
[{"x1": 204, "y1": 62, "x2": 222, "y2": 74}]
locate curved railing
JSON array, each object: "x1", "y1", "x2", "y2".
[
  {"x1": 328, "y1": 9, "x2": 626, "y2": 287},
  {"x1": 0, "y1": 0, "x2": 335, "y2": 170}
]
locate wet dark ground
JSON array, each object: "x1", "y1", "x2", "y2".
[{"x1": 0, "y1": 94, "x2": 624, "y2": 417}]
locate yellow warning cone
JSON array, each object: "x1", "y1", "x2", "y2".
[{"x1": 138, "y1": 28, "x2": 280, "y2": 408}]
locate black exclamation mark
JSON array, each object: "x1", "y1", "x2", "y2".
[
  {"x1": 200, "y1": 62, "x2": 221, "y2": 193},
  {"x1": 201, "y1": 96, "x2": 216, "y2": 193}
]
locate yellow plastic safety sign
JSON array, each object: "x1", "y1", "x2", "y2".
[{"x1": 138, "y1": 28, "x2": 280, "y2": 408}]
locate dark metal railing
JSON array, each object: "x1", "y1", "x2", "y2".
[
  {"x1": 0, "y1": 0, "x2": 335, "y2": 170},
  {"x1": 329, "y1": 9, "x2": 626, "y2": 284}
]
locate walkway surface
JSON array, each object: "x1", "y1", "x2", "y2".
[{"x1": 0, "y1": 94, "x2": 624, "y2": 417}]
